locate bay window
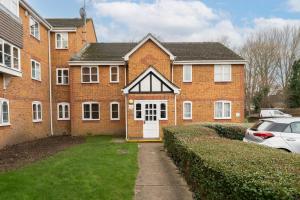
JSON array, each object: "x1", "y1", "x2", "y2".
[{"x1": 0, "y1": 38, "x2": 21, "y2": 71}]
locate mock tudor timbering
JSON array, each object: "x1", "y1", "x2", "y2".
[{"x1": 0, "y1": 0, "x2": 246, "y2": 148}]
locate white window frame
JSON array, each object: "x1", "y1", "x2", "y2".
[
  {"x1": 31, "y1": 59, "x2": 41, "y2": 81},
  {"x1": 110, "y1": 65, "x2": 119, "y2": 83},
  {"x1": 134, "y1": 102, "x2": 143, "y2": 121},
  {"x1": 82, "y1": 102, "x2": 100, "y2": 120},
  {"x1": 29, "y1": 16, "x2": 40, "y2": 40},
  {"x1": 81, "y1": 66, "x2": 99, "y2": 83},
  {"x1": 214, "y1": 100, "x2": 232, "y2": 119},
  {"x1": 183, "y1": 101, "x2": 192, "y2": 120},
  {"x1": 183, "y1": 64, "x2": 192, "y2": 82},
  {"x1": 0, "y1": 38, "x2": 21, "y2": 71},
  {"x1": 55, "y1": 32, "x2": 68, "y2": 49},
  {"x1": 159, "y1": 102, "x2": 168, "y2": 120},
  {"x1": 57, "y1": 102, "x2": 70, "y2": 120},
  {"x1": 110, "y1": 102, "x2": 120, "y2": 120},
  {"x1": 56, "y1": 68, "x2": 69, "y2": 85},
  {"x1": 0, "y1": 98, "x2": 10, "y2": 126},
  {"x1": 32, "y1": 101, "x2": 42, "y2": 122},
  {"x1": 214, "y1": 64, "x2": 232, "y2": 82}
]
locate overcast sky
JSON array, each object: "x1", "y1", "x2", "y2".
[{"x1": 27, "y1": 0, "x2": 300, "y2": 46}]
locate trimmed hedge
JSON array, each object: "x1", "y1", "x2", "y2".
[
  {"x1": 163, "y1": 125, "x2": 300, "y2": 200},
  {"x1": 203, "y1": 123, "x2": 247, "y2": 140}
]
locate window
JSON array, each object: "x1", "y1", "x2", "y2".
[
  {"x1": 32, "y1": 101, "x2": 42, "y2": 122},
  {"x1": 81, "y1": 66, "x2": 99, "y2": 83},
  {"x1": 57, "y1": 103, "x2": 70, "y2": 120},
  {"x1": 82, "y1": 102, "x2": 100, "y2": 120},
  {"x1": 30, "y1": 16, "x2": 40, "y2": 39},
  {"x1": 160, "y1": 102, "x2": 167, "y2": 120},
  {"x1": 290, "y1": 122, "x2": 300, "y2": 134},
  {"x1": 31, "y1": 59, "x2": 41, "y2": 81},
  {"x1": 214, "y1": 101, "x2": 231, "y2": 119},
  {"x1": 0, "y1": 38, "x2": 20, "y2": 70},
  {"x1": 0, "y1": 98, "x2": 10, "y2": 126},
  {"x1": 56, "y1": 33, "x2": 68, "y2": 49},
  {"x1": 214, "y1": 64, "x2": 231, "y2": 82},
  {"x1": 56, "y1": 68, "x2": 69, "y2": 85},
  {"x1": 110, "y1": 66, "x2": 119, "y2": 83},
  {"x1": 183, "y1": 65, "x2": 192, "y2": 82},
  {"x1": 110, "y1": 102, "x2": 120, "y2": 120},
  {"x1": 0, "y1": 0, "x2": 19, "y2": 16},
  {"x1": 183, "y1": 101, "x2": 192, "y2": 120},
  {"x1": 135, "y1": 103, "x2": 142, "y2": 120}
]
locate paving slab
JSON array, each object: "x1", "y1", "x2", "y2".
[{"x1": 135, "y1": 143, "x2": 193, "y2": 200}]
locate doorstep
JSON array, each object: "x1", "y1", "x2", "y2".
[{"x1": 126, "y1": 137, "x2": 162, "y2": 143}]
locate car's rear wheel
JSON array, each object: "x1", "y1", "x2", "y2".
[{"x1": 278, "y1": 148, "x2": 291, "y2": 153}]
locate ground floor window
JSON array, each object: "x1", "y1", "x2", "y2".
[
  {"x1": 82, "y1": 102, "x2": 100, "y2": 120},
  {"x1": 57, "y1": 103, "x2": 70, "y2": 120},
  {"x1": 214, "y1": 101, "x2": 231, "y2": 119},
  {"x1": 0, "y1": 98, "x2": 9, "y2": 126},
  {"x1": 160, "y1": 102, "x2": 167, "y2": 120},
  {"x1": 110, "y1": 102, "x2": 120, "y2": 120},
  {"x1": 32, "y1": 101, "x2": 42, "y2": 122},
  {"x1": 134, "y1": 103, "x2": 142, "y2": 120},
  {"x1": 183, "y1": 101, "x2": 192, "y2": 120}
]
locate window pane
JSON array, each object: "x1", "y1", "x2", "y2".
[
  {"x1": 84, "y1": 104, "x2": 90, "y2": 119},
  {"x1": 111, "y1": 104, "x2": 119, "y2": 119},
  {"x1": 0, "y1": 40, "x2": 3, "y2": 64},
  {"x1": 184, "y1": 103, "x2": 191, "y2": 118},
  {"x1": 111, "y1": 74, "x2": 118, "y2": 82},
  {"x1": 38, "y1": 104, "x2": 42, "y2": 119},
  {"x1": 291, "y1": 123, "x2": 300, "y2": 134},
  {"x1": 4, "y1": 43, "x2": 11, "y2": 68},
  {"x1": 65, "y1": 105, "x2": 69, "y2": 118},
  {"x1": 215, "y1": 102, "x2": 223, "y2": 118},
  {"x1": 82, "y1": 67, "x2": 90, "y2": 74},
  {"x1": 13, "y1": 47, "x2": 19, "y2": 69},
  {"x1": 223, "y1": 66, "x2": 231, "y2": 81},
  {"x1": 2, "y1": 102, "x2": 8, "y2": 123},
  {"x1": 160, "y1": 103, "x2": 166, "y2": 119},
  {"x1": 136, "y1": 103, "x2": 142, "y2": 119},
  {"x1": 82, "y1": 75, "x2": 90, "y2": 82},
  {"x1": 33, "y1": 104, "x2": 37, "y2": 120},
  {"x1": 183, "y1": 65, "x2": 192, "y2": 81},
  {"x1": 91, "y1": 74, "x2": 98, "y2": 82},
  {"x1": 224, "y1": 103, "x2": 231, "y2": 118},
  {"x1": 91, "y1": 67, "x2": 97, "y2": 74},
  {"x1": 92, "y1": 104, "x2": 99, "y2": 112}
]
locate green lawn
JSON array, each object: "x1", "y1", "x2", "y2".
[{"x1": 0, "y1": 136, "x2": 138, "y2": 200}]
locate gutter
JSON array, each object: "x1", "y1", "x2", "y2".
[{"x1": 48, "y1": 29, "x2": 53, "y2": 136}]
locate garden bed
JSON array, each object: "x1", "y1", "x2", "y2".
[{"x1": 0, "y1": 136, "x2": 85, "y2": 171}]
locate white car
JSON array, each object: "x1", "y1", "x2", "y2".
[
  {"x1": 260, "y1": 109, "x2": 292, "y2": 118},
  {"x1": 244, "y1": 118, "x2": 300, "y2": 153}
]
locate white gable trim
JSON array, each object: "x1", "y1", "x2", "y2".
[
  {"x1": 123, "y1": 34, "x2": 176, "y2": 61},
  {"x1": 123, "y1": 67, "x2": 180, "y2": 94}
]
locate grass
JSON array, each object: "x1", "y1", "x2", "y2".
[{"x1": 0, "y1": 136, "x2": 138, "y2": 200}]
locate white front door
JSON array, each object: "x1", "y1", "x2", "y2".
[{"x1": 143, "y1": 103, "x2": 160, "y2": 138}]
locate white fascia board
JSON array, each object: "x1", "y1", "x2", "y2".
[
  {"x1": 68, "y1": 61, "x2": 125, "y2": 66},
  {"x1": 51, "y1": 27, "x2": 77, "y2": 32},
  {"x1": 173, "y1": 60, "x2": 247, "y2": 65},
  {"x1": 124, "y1": 34, "x2": 175, "y2": 61},
  {"x1": 123, "y1": 67, "x2": 180, "y2": 94}
]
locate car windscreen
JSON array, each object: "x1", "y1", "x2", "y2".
[{"x1": 251, "y1": 121, "x2": 288, "y2": 132}]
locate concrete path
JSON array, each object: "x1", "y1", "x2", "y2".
[{"x1": 134, "y1": 143, "x2": 193, "y2": 200}]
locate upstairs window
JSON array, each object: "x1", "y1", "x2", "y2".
[
  {"x1": 82, "y1": 102, "x2": 100, "y2": 120},
  {"x1": 0, "y1": 98, "x2": 10, "y2": 126},
  {"x1": 57, "y1": 103, "x2": 70, "y2": 120},
  {"x1": 56, "y1": 68, "x2": 69, "y2": 85},
  {"x1": 214, "y1": 101, "x2": 231, "y2": 119},
  {"x1": 110, "y1": 102, "x2": 120, "y2": 120},
  {"x1": 31, "y1": 59, "x2": 41, "y2": 81},
  {"x1": 0, "y1": 39, "x2": 20, "y2": 70},
  {"x1": 30, "y1": 16, "x2": 40, "y2": 39},
  {"x1": 81, "y1": 66, "x2": 99, "y2": 83},
  {"x1": 0, "y1": 0, "x2": 19, "y2": 17},
  {"x1": 56, "y1": 33, "x2": 68, "y2": 49},
  {"x1": 214, "y1": 64, "x2": 231, "y2": 82},
  {"x1": 110, "y1": 66, "x2": 119, "y2": 83},
  {"x1": 183, "y1": 64, "x2": 192, "y2": 82},
  {"x1": 183, "y1": 101, "x2": 192, "y2": 120},
  {"x1": 32, "y1": 101, "x2": 42, "y2": 122}
]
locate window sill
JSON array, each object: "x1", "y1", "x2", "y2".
[
  {"x1": 183, "y1": 118, "x2": 192, "y2": 120},
  {"x1": 183, "y1": 81, "x2": 192, "y2": 83},
  {"x1": 0, "y1": 65, "x2": 22, "y2": 77},
  {"x1": 81, "y1": 82, "x2": 99, "y2": 84},
  {"x1": 56, "y1": 84, "x2": 69, "y2": 86},
  {"x1": 82, "y1": 119, "x2": 100, "y2": 121},
  {"x1": 33, "y1": 120, "x2": 43, "y2": 123},
  {"x1": 55, "y1": 48, "x2": 69, "y2": 50},
  {"x1": 30, "y1": 34, "x2": 41, "y2": 42},
  {"x1": 214, "y1": 117, "x2": 232, "y2": 120},
  {"x1": 111, "y1": 118, "x2": 120, "y2": 121},
  {"x1": 57, "y1": 119, "x2": 70, "y2": 121},
  {"x1": 32, "y1": 78, "x2": 42, "y2": 82},
  {"x1": 110, "y1": 81, "x2": 119, "y2": 84},
  {"x1": 214, "y1": 80, "x2": 232, "y2": 83},
  {"x1": 0, "y1": 123, "x2": 11, "y2": 127}
]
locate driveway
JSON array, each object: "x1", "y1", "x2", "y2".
[{"x1": 135, "y1": 143, "x2": 193, "y2": 200}]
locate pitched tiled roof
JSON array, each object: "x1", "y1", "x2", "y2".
[
  {"x1": 46, "y1": 18, "x2": 92, "y2": 28},
  {"x1": 71, "y1": 42, "x2": 244, "y2": 61}
]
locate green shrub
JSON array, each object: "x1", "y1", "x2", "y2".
[
  {"x1": 203, "y1": 123, "x2": 247, "y2": 140},
  {"x1": 163, "y1": 125, "x2": 300, "y2": 200}
]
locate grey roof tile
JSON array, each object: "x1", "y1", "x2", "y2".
[{"x1": 46, "y1": 18, "x2": 92, "y2": 28}]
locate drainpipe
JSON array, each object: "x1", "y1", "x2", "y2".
[
  {"x1": 174, "y1": 94, "x2": 177, "y2": 126},
  {"x1": 125, "y1": 95, "x2": 128, "y2": 140},
  {"x1": 48, "y1": 30, "x2": 54, "y2": 136}
]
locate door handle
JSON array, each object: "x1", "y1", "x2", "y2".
[{"x1": 286, "y1": 138, "x2": 296, "y2": 142}]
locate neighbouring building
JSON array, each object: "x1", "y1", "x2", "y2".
[{"x1": 0, "y1": 0, "x2": 246, "y2": 148}]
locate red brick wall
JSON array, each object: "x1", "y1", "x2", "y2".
[{"x1": 0, "y1": 6, "x2": 51, "y2": 148}]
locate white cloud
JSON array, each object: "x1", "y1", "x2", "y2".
[
  {"x1": 90, "y1": 0, "x2": 300, "y2": 47},
  {"x1": 287, "y1": 0, "x2": 300, "y2": 12}
]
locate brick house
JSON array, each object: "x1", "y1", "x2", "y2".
[{"x1": 0, "y1": 0, "x2": 245, "y2": 147}]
